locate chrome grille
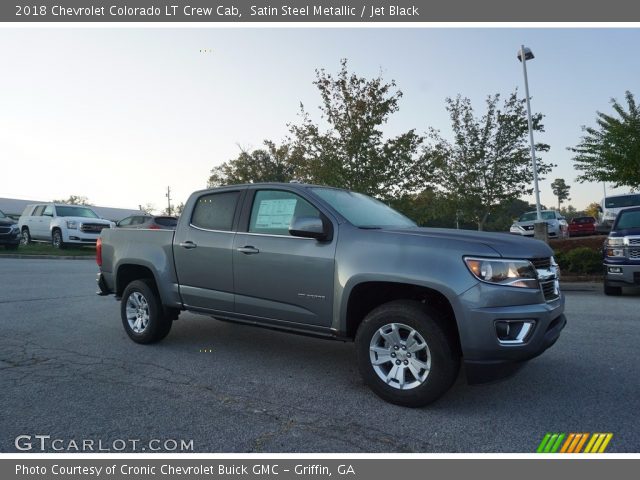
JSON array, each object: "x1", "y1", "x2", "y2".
[
  {"x1": 0, "y1": 227, "x2": 11, "y2": 234},
  {"x1": 629, "y1": 247, "x2": 640, "y2": 259},
  {"x1": 80, "y1": 223, "x2": 108, "y2": 233},
  {"x1": 531, "y1": 257, "x2": 551, "y2": 269},
  {"x1": 540, "y1": 279, "x2": 560, "y2": 301},
  {"x1": 628, "y1": 237, "x2": 640, "y2": 245}
]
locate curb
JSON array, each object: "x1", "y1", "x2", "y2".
[{"x1": 0, "y1": 254, "x2": 94, "y2": 260}]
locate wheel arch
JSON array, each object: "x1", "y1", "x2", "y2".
[{"x1": 343, "y1": 280, "x2": 462, "y2": 355}]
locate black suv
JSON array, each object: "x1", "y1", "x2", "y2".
[{"x1": 0, "y1": 209, "x2": 21, "y2": 249}]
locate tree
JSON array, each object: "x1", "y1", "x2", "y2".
[
  {"x1": 551, "y1": 178, "x2": 571, "y2": 210},
  {"x1": 52, "y1": 195, "x2": 91, "y2": 205},
  {"x1": 559, "y1": 204, "x2": 579, "y2": 221},
  {"x1": 425, "y1": 92, "x2": 553, "y2": 230},
  {"x1": 288, "y1": 59, "x2": 427, "y2": 200},
  {"x1": 208, "y1": 141, "x2": 297, "y2": 187},
  {"x1": 585, "y1": 202, "x2": 600, "y2": 219},
  {"x1": 570, "y1": 91, "x2": 640, "y2": 189}
]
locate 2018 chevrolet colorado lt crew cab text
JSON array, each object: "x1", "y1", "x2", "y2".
[{"x1": 96, "y1": 183, "x2": 566, "y2": 407}]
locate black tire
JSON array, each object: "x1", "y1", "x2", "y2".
[
  {"x1": 52, "y1": 229, "x2": 65, "y2": 249},
  {"x1": 355, "y1": 300, "x2": 460, "y2": 408},
  {"x1": 120, "y1": 279, "x2": 172, "y2": 344},
  {"x1": 20, "y1": 228, "x2": 31, "y2": 246},
  {"x1": 604, "y1": 284, "x2": 622, "y2": 296},
  {"x1": 4, "y1": 244, "x2": 19, "y2": 250}
]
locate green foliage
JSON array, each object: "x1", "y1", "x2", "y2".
[
  {"x1": 208, "y1": 141, "x2": 296, "y2": 187},
  {"x1": 288, "y1": 58, "x2": 427, "y2": 200},
  {"x1": 584, "y1": 202, "x2": 600, "y2": 219},
  {"x1": 558, "y1": 204, "x2": 580, "y2": 221},
  {"x1": 555, "y1": 247, "x2": 602, "y2": 275},
  {"x1": 425, "y1": 91, "x2": 553, "y2": 231},
  {"x1": 570, "y1": 91, "x2": 640, "y2": 189},
  {"x1": 551, "y1": 178, "x2": 571, "y2": 210}
]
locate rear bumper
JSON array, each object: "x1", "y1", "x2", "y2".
[{"x1": 96, "y1": 272, "x2": 111, "y2": 296}]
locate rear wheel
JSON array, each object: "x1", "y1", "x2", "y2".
[
  {"x1": 604, "y1": 284, "x2": 622, "y2": 296},
  {"x1": 355, "y1": 300, "x2": 460, "y2": 407},
  {"x1": 121, "y1": 279, "x2": 173, "y2": 344}
]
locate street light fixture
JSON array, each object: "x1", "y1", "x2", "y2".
[{"x1": 517, "y1": 45, "x2": 542, "y2": 223}]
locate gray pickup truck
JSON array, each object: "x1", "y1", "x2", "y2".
[{"x1": 97, "y1": 183, "x2": 566, "y2": 407}]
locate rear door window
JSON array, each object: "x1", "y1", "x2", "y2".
[{"x1": 191, "y1": 191, "x2": 241, "y2": 231}]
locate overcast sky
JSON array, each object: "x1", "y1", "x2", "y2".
[{"x1": 1, "y1": 27, "x2": 638, "y2": 213}]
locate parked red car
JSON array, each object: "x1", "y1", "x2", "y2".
[{"x1": 568, "y1": 216, "x2": 597, "y2": 237}]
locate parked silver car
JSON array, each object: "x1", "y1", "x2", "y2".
[{"x1": 510, "y1": 210, "x2": 568, "y2": 238}]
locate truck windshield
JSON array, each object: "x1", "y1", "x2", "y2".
[
  {"x1": 614, "y1": 210, "x2": 640, "y2": 230},
  {"x1": 56, "y1": 206, "x2": 100, "y2": 218},
  {"x1": 311, "y1": 188, "x2": 416, "y2": 228},
  {"x1": 519, "y1": 211, "x2": 556, "y2": 222},
  {"x1": 605, "y1": 194, "x2": 640, "y2": 209}
]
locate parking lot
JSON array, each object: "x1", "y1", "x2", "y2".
[{"x1": 0, "y1": 258, "x2": 638, "y2": 452}]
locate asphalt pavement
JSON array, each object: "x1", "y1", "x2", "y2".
[{"x1": 0, "y1": 258, "x2": 638, "y2": 452}]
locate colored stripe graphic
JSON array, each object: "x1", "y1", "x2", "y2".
[
  {"x1": 573, "y1": 433, "x2": 590, "y2": 453},
  {"x1": 537, "y1": 433, "x2": 613, "y2": 453}
]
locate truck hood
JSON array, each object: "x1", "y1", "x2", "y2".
[
  {"x1": 0, "y1": 218, "x2": 17, "y2": 227},
  {"x1": 64, "y1": 217, "x2": 112, "y2": 225},
  {"x1": 609, "y1": 227, "x2": 640, "y2": 238},
  {"x1": 382, "y1": 227, "x2": 554, "y2": 259}
]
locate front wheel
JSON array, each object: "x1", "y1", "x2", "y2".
[
  {"x1": 52, "y1": 229, "x2": 65, "y2": 249},
  {"x1": 20, "y1": 228, "x2": 31, "y2": 246},
  {"x1": 121, "y1": 279, "x2": 173, "y2": 344},
  {"x1": 355, "y1": 300, "x2": 460, "y2": 407}
]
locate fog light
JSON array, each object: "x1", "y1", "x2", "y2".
[
  {"x1": 608, "y1": 267, "x2": 623, "y2": 274},
  {"x1": 495, "y1": 320, "x2": 535, "y2": 344}
]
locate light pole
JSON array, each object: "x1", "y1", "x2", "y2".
[{"x1": 517, "y1": 45, "x2": 542, "y2": 222}]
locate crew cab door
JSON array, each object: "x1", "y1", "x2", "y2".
[
  {"x1": 232, "y1": 188, "x2": 337, "y2": 327},
  {"x1": 173, "y1": 188, "x2": 245, "y2": 312}
]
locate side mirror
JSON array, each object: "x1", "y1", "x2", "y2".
[
  {"x1": 597, "y1": 205, "x2": 603, "y2": 212},
  {"x1": 289, "y1": 216, "x2": 330, "y2": 241}
]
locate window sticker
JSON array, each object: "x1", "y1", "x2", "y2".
[{"x1": 254, "y1": 199, "x2": 297, "y2": 229}]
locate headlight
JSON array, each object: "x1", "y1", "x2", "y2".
[
  {"x1": 605, "y1": 238, "x2": 625, "y2": 257},
  {"x1": 464, "y1": 257, "x2": 539, "y2": 289},
  {"x1": 66, "y1": 221, "x2": 78, "y2": 229},
  {"x1": 10, "y1": 224, "x2": 19, "y2": 232}
]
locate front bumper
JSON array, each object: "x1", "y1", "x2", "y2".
[
  {"x1": 0, "y1": 231, "x2": 21, "y2": 245},
  {"x1": 603, "y1": 260, "x2": 640, "y2": 286},
  {"x1": 64, "y1": 231, "x2": 102, "y2": 245},
  {"x1": 455, "y1": 282, "x2": 566, "y2": 384}
]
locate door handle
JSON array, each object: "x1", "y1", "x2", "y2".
[
  {"x1": 179, "y1": 241, "x2": 197, "y2": 249},
  {"x1": 237, "y1": 246, "x2": 260, "y2": 255}
]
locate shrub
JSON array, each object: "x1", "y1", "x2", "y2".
[{"x1": 555, "y1": 247, "x2": 602, "y2": 275}]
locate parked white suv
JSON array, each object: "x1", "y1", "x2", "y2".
[{"x1": 18, "y1": 204, "x2": 114, "y2": 249}]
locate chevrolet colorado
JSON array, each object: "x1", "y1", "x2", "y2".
[{"x1": 97, "y1": 183, "x2": 566, "y2": 407}]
